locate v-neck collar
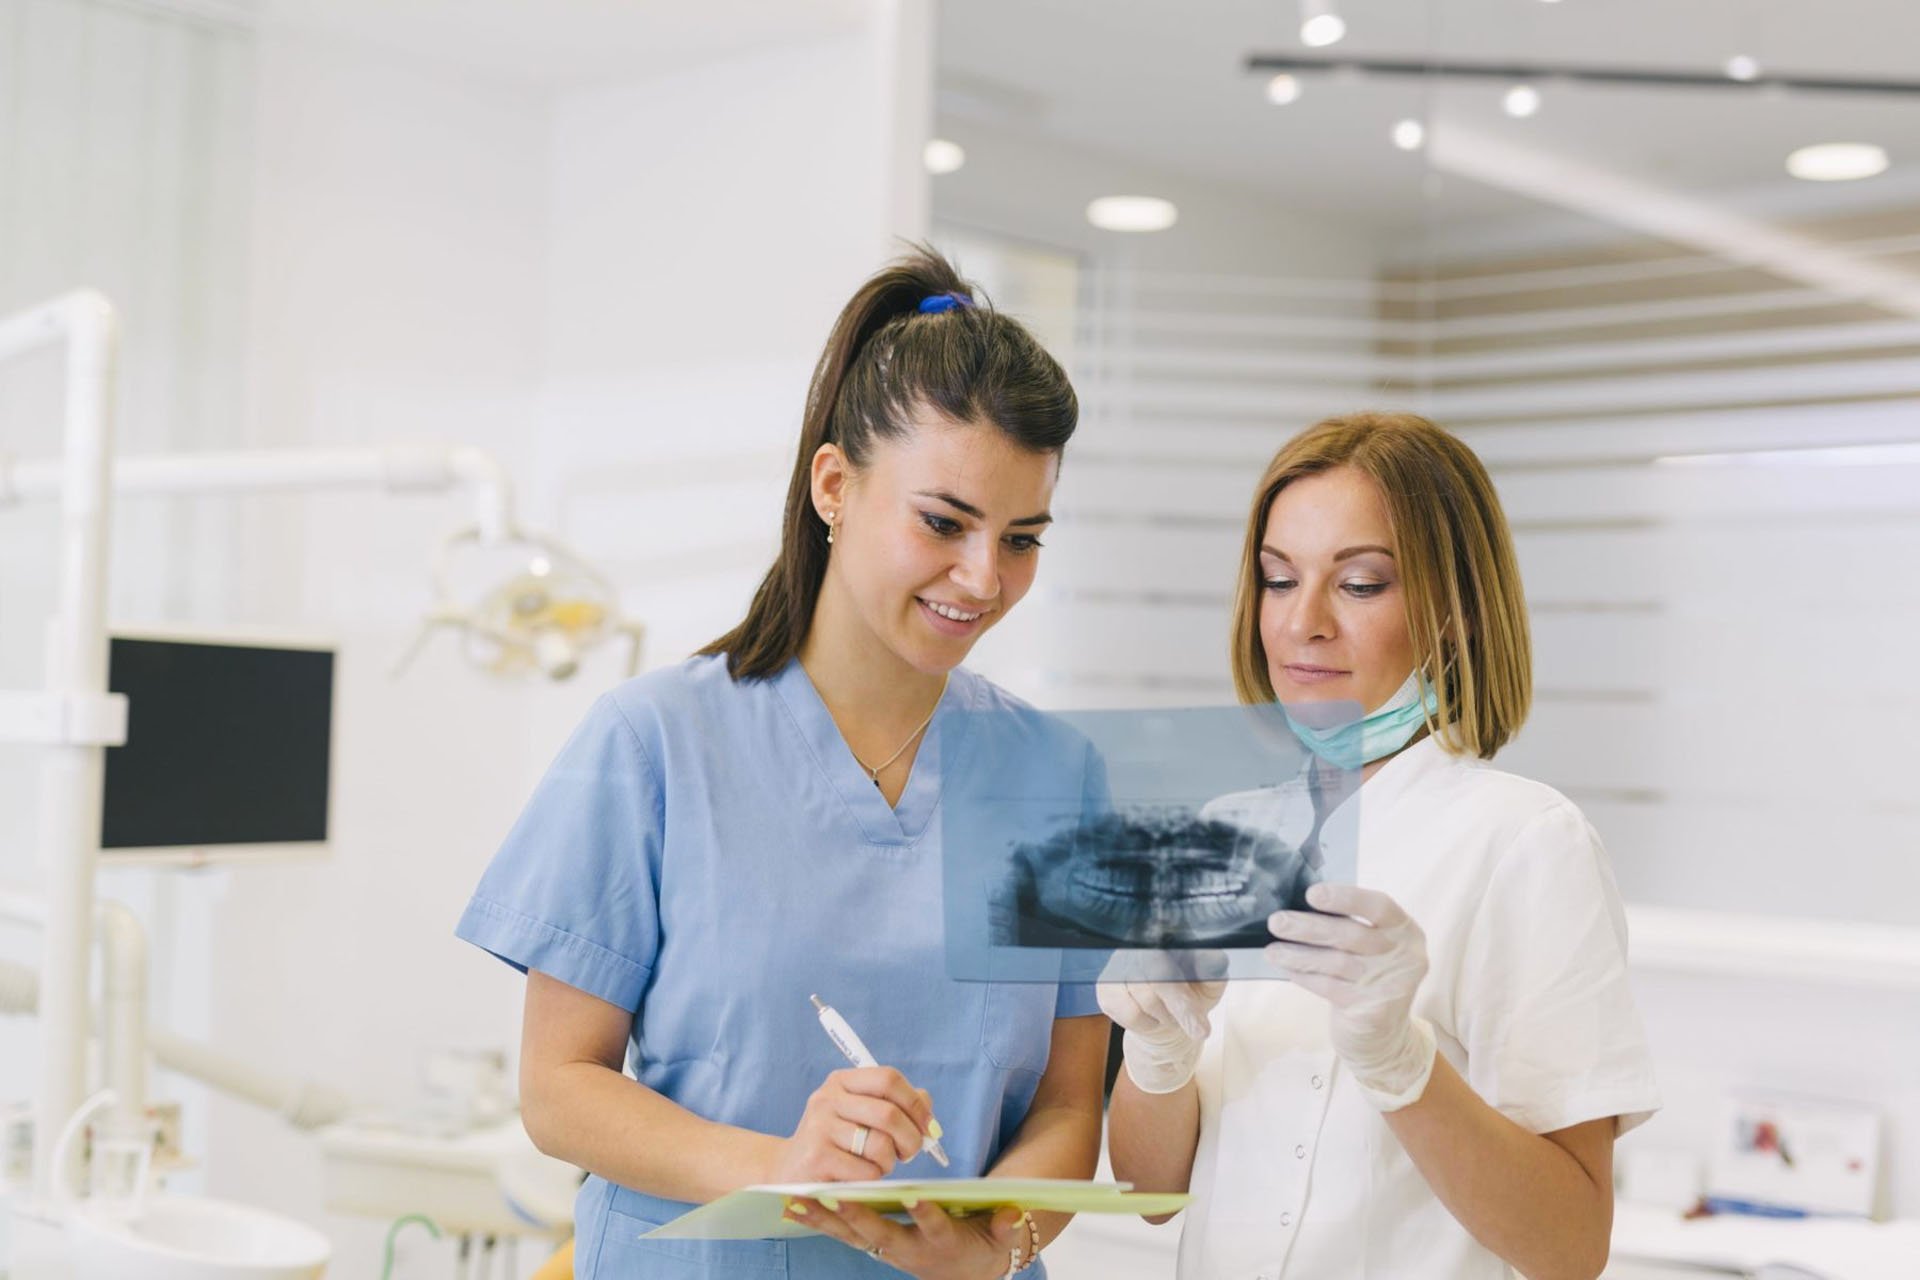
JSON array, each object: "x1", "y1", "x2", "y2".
[
  {"x1": 1319, "y1": 735, "x2": 1452, "y2": 855},
  {"x1": 771, "y1": 658, "x2": 973, "y2": 847}
]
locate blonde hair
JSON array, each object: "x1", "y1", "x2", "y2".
[{"x1": 1228, "y1": 412, "x2": 1531, "y2": 759}]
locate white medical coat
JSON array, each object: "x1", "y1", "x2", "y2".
[{"x1": 1178, "y1": 737, "x2": 1661, "y2": 1280}]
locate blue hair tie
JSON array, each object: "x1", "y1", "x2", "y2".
[{"x1": 917, "y1": 292, "x2": 970, "y2": 314}]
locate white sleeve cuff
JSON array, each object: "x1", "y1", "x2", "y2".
[
  {"x1": 1351, "y1": 1016, "x2": 1438, "y2": 1113},
  {"x1": 1122, "y1": 1026, "x2": 1203, "y2": 1095}
]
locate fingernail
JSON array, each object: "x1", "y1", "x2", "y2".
[
  {"x1": 902, "y1": 1199, "x2": 919, "y2": 1210},
  {"x1": 927, "y1": 1118, "x2": 943, "y2": 1140},
  {"x1": 819, "y1": 1197, "x2": 839, "y2": 1210},
  {"x1": 1307, "y1": 884, "x2": 1329, "y2": 906},
  {"x1": 788, "y1": 1200, "x2": 808, "y2": 1216}
]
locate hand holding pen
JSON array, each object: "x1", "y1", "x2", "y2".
[
  {"x1": 811, "y1": 995, "x2": 950, "y2": 1168},
  {"x1": 760, "y1": 995, "x2": 950, "y2": 1185}
]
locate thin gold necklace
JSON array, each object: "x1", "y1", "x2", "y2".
[{"x1": 852, "y1": 677, "x2": 948, "y2": 787}]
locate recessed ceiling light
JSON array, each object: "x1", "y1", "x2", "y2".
[
  {"x1": 1786, "y1": 142, "x2": 1889, "y2": 182},
  {"x1": 1299, "y1": 0, "x2": 1346, "y2": 47},
  {"x1": 1391, "y1": 119, "x2": 1426, "y2": 151},
  {"x1": 1725, "y1": 55, "x2": 1761, "y2": 81},
  {"x1": 1086, "y1": 196, "x2": 1179, "y2": 233},
  {"x1": 1266, "y1": 73, "x2": 1303, "y2": 105},
  {"x1": 1502, "y1": 84, "x2": 1541, "y2": 118},
  {"x1": 1301, "y1": 14, "x2": 1346, "y2": 46},
  {"x1": 922, "y1": 139, "x2": 965, "y2": 176}
]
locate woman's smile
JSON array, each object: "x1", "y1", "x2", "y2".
[{"x1": 916, "y1": 595, "x2": 992, "y2": 636}]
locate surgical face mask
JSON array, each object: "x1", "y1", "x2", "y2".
[{"x1": 1282, "y1": 669, "x2": 1438, "y2": 770}]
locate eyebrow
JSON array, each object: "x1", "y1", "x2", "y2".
[
  {"x1": 1260, "y1": 543, "x2": 1395, "y2": 562},
  {"x1": 915, "y1": 489, "x2": 1053, "y2": 527}
]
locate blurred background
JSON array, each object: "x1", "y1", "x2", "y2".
[{"x1": 2, "y1": 0, "x2": 1917, "y2": 1275}]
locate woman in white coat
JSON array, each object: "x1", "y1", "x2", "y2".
[{"x1": 1102, "y1": 412, "x2": 1660, "y2": 1280}]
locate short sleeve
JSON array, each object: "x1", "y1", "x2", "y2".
[
  {"x1": 455, "y1": 694, "x2": 663, "y2": 1012},
  {"x1": 1454, "y1": 801, "x2": 1661, "y2": 1136}
]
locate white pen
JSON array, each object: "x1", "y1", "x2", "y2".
[{"x1": 810, "y1": 994, "x2": 951, "y2": 1168}]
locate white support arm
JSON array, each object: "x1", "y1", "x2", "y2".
[
  {"x1": 0, "y1": 954, "x2": 352, "y2": 1133},
  {"x1": 0, "y1": 443, "x2": 518, "y2": 543},
  {"x1": 0, "y1": 890, "x2": 145, "y2": 1145},
  {"x1": 3, "y1": 290, "x2": 121, "y2": 1203},
  {"x1": 146, "y1": 1028, "x2": 354, "y2": 1131}
]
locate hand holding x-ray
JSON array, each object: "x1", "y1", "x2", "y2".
[
  {"x1": 1266, "y1": 883, "x2": 1439, "y2": 1112},
  {"x1": 1097, "y1": 949, "x2": 1229, "y2": 1094}
]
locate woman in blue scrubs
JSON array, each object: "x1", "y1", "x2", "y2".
[{"x1": 456, "y1": 248, "x2": 1107, "y2": 1279}]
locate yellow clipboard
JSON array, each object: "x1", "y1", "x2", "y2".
[{"x1": 640, "y1": 1178, "x2": 1190, "y2": 1241}]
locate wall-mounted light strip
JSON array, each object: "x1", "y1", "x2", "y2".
[
  {"x1": 1244, "y1": 52, "x2": 1920, "y2": 99},
  {"x1": 1654, "y1": 442, "x2": 1920, "y2": 467}
]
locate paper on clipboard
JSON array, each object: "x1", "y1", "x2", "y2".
[{"x1": 639, "y1": 1178, "x2": 1191, "y2": 1241}]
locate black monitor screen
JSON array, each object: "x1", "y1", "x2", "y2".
[{"x1": 102, "y1": 635, "x2": 333, "y2": 850}]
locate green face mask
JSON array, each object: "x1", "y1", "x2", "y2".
[{"x1": 1282, "y1": 670, "x2": 1437, "y2": 770}]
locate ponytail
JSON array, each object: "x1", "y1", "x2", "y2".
[{"x1": 702, "y1": 244, "x2": 1077, "y2": 680}]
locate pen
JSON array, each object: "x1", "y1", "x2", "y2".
[{"x1": 810, "y1": 994, "x2": 951, "y2": 1168}]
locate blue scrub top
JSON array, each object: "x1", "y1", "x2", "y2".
[{"x1": 456, "y1": 654, "x2": 1101, "y2": 1279}]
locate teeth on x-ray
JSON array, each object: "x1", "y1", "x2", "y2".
[{"x1": 1001, "y1": 809, "x2": 1318, "y2": 948}]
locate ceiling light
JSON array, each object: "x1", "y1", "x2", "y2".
[
  {"x1": 1785, "y1": 142, "x2": 1889, "y2": 182},
  {"x1": 1502, "y1": 84, "x2": 1541, "y2": 117},
  {"x1": 923, "y1": 139, "x2": 965, "y2": 175},
  {"x1": 1725, "y1": 55, "x2": 1761, "y2": 81},
  {"x1": 1299, "y1": 0, "x2": 1345, "y2": 47},
  {"x1": 1265, "y1": 73, "x2": 1303, "y2": 105},
  {"x1": 1086, "y1": 196, "x2": 1179, "y2": 233},
  {"x1": 1391, "y1": 118, "x2": 1426, "y2": 151},
  {"x1": 1301, "y1": 14, "x2": 1346, "y2": 46}
]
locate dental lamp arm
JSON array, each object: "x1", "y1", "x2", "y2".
[
  {"x1": 147, "y1": 1027, "x2": 354, "y2": 1130},
  {"x1": 0, "y1": 957, "x2": 354, "y2": 1132},
  {"x1": 2, "y1": 444, "x2": 518, "y2": 546},
  {"x1": 2, "y1": 889, "x2": 145, "y2": 1144}
]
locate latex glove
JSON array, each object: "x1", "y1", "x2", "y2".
[
  {"x1": 1097, "y1": 978, "x2": 1226, "y2": 1095},
  {"x1": 1266, "y1": 882, "x2": 1437, "y2": 1111}
]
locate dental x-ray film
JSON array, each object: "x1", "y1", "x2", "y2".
[{"x1": 941, "y1": 703, "x2": 1362, "y2": 984}]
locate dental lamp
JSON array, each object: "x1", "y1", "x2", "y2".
[{"x1": 392, "y1": 525, "x2": 644, "y2": 683}]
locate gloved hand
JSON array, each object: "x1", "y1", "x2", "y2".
[
  {"x1": 1097, "y1": 977, "x2": 1227, "y2": 1095},
  {"x1": 1266, "y1": 882, "x2": 1436, "y2": 1112}
]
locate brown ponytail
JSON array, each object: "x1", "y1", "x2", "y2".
[{"x1": 701, "y1": 244, "x2": 1077, "y2": 679}]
